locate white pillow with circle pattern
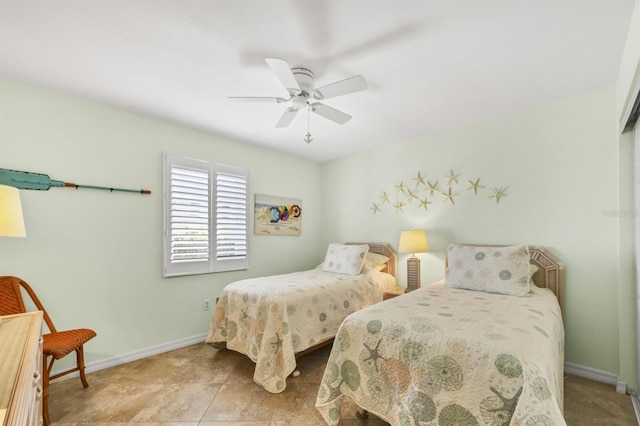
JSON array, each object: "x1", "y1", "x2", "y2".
[
  {"x1": 322, "y1": 243, "x2": 369, "y2": 275},
  {"x1": 445, "y1": 244, "x2": 531, "y2": 296}
]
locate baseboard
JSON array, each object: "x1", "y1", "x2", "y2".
[
  {"x1": 617, "y1": 378, "x2": 630, "y2": 395},
  {"x1": 564, "y1": 362, "x2": 626, "y2": 394},
  {"x1": 632, "y1": 394, "x2": 640, "y2": 424},
  {"x1": 51, "y1": 333, "x2": 207, "y2": 381}
]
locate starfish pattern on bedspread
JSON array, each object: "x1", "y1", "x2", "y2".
[{"x1": 362, "y1": 339, "x2": 386, "y2": 372}]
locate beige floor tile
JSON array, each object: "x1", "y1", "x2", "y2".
[
  {"x1": 563, "y1": 374, "x2": 637, "y2": 425},
  {"x1": 201, "y1": 383, "x2": 276, "y2": 422},
  {"x1": 129, "y1": 382, "x2": 221, "y2": 422},
  {"x1": 199, "y1": 423, "x2": 269, "y2": 426}
]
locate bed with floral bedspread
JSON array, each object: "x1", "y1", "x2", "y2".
[
  {"x1": 315, "y1": 280, "x2": 565, "y2": 426},
  {"x1": 206, "y1": 246, "x2": 396, "y2": 393}
]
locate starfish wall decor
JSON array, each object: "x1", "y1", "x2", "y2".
[
  {"x1": 467, "y1": 178, "x2": 484, "y2": 194},
  {"x1": 370, "y1": 169, "x2": 509, "y2": 215},
  {"x1": 488, "y1": 186, "x2": 508, "y2": 203}
]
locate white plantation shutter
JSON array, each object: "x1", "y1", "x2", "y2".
[
  {"x1": 163, "y1": 154, "x2": 249, "y2": 276},
  {"x1": 214, "y1": 165, "x2": 249, "y2": 270},
  {"x1": 170, "y1": 166, "x2": 210, "y2": 263}
]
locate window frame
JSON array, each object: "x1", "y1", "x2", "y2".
[{"x1": 163, "y1": 153, "x2": 250, "y2": 277}]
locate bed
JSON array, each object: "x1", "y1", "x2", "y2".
[
  {"x1": 315, "y1": 244, "x2": 566, "y2": 426},
  {"x1": 206, "y1": 242, "x2": 398, "y2": 393}
]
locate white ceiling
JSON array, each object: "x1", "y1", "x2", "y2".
[{"x1": 0, "y1": 1, "x2": 635, "y2": 163}]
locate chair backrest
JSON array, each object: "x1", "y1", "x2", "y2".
[
  {"x1": 0, "y1": 276, "x2": 27, "y2": 314},
  {"x1": 0, "y1": 276, "x2": 57, "y2": 333}
]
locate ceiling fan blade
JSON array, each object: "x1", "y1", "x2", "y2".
[
  {"x1": 314, "y1": 75, "x2": 367, "y2": 100},
  {"x1": 228, "y1": 96, "x2": 287, "y2": 103},
  {"x1": 311, "y1": 102, "x2": 352, "y2": 125},
  {"x1": 275, "y1": 107, "x2": 299, "y2": 128},
  {"x1": 265, "y1": 58, "x2": 300, "y2": 92}
]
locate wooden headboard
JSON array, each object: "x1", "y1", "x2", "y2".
[
  {"x1": 528, "y1": 246, "x2": 565, "y2": 311},
  {"x1": 347, "y1": 242, "x2": 397, "y2": 278},
  {"x1": 445, "y1": 245, "x2": 565, "y2": 311}
]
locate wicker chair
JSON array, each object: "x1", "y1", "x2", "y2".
[{"x1": 0, "y1": 276, "x2": 97, "y2": 425}]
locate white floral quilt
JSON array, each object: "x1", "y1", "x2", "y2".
[
  {"x1": 206, "y1": 269, "x2": 393, "y2": 393},
  {"x1": 315, "y1": 282, "x2": 565, "y2": 426}
]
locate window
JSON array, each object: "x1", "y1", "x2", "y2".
[{"x1": 163, "y1": 153, "x2": 249, "y2": 277}]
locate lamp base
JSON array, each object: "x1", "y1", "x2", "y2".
[{"x1": 406, "y1": 256, "x2": 421, "y2": 292}]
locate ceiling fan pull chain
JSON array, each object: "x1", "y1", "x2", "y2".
[{"x1": 305, "y1": 106, "x2": 313, "y2": 144}]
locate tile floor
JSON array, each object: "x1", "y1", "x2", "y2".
[{"x1": 48, "y1": 343, "x2": 638, "y2": 425}]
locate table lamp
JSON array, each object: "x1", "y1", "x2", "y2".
[
  {"x1": 398, "y1": 229, "x2": 428, "y2": 292},
  {"x1": 0, "y1": 184, "x2": 26, "y2": 237}
]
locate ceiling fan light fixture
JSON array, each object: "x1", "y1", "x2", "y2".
[{"x1": 292, "y1": 94, "x2": 308, "y2": 110}]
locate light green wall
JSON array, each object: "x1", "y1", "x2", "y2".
[
  {"x1": 616, "y1": 0, "x2": 640, "y2": 393},
  {"x1": 0, "y1": 77, "x2": 324, "y2": 369},
  {"x1": 617, "y1": 130, "x2": 636, "y2": 393},
  {"x1": 320, "y1": 87, "x2": 622, "y2": 375}
]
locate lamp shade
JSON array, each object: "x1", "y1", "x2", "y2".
[
  {"x1": 0, "y1": 184, "x2": 26, "y2": 237},
  {"x1": 398, "y1": 229, "x2": 428, "y2": 254}
]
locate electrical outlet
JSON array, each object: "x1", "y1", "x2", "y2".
[{"x1": 203, "y1": 298, "x2": 210, "y2": 311}]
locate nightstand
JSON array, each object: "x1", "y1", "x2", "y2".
[{"x1": 383, "y1": 286, "x2": 406, "y2": 300}]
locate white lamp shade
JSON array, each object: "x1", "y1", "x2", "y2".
[
  {"x1": 0, "y1": 185, "x2": 26, "y2": 237},
  {"x1": 398, "y1": 229, "x2": 428, "y2": 254}
]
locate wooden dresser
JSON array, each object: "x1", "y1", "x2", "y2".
[{"x1": 0, "y1": 311, "x2": 44, "y2": 426}]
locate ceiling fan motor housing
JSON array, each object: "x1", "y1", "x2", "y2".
[{"x1": 291, "y1": 67, "x2": 314, "y2": 96}]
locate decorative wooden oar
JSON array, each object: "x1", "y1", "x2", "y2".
[{"x1": 0, "y1": 168, "x2": 151, "y2": 195}]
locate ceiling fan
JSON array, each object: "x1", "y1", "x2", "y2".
[{"x1": 229, "y1": 58, "x2": 368, "y2": 128}]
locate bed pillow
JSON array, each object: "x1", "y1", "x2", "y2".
[
  {"x1": 362, "y1": 262, "x2": 386, "y2": 273},
  {"x1": 445, "y1": 244, "x2": 531, "y2": 296},
  {"x1": 365, "y1": 252, "x2": 389, "y2": 266},
  {"x1": 362, "y1": 252, "x2": 390, "y2": 273},
  {"x1": 529, "y1": 263, "x2": 540, "y2": 283},
  {"x1": 323, "y1": 243, "x2": 369, "y2": 275}
]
